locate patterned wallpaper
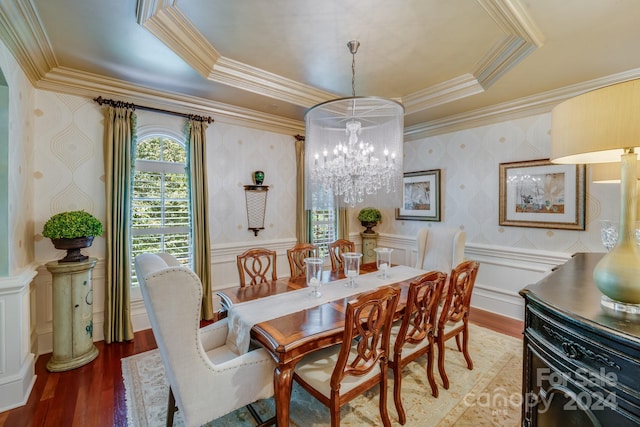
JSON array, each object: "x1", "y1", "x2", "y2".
[
  {"x1": 32, "y1": 92, "x2": 298, "y2": 264},
  {"x1": 0, "y1": 39, "x2": 35, "y2": 275},
  {"x1": 373, "y1": 114, "x2": 618, "y2": 254}
]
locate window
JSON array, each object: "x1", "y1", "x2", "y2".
[
  {"x1": 130, "y1": 135, "x2": 191, "y2": 286},
  {"x1": 309, "y1": 193, "x2": 337, "y2": 258}
]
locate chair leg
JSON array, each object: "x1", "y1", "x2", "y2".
[
  {"x1": 437, "y1": 334, "x2": 450, "y2": 390},
  {"x1": 391, "y1": 359, "x2": 406, "y2": 425},
  {"x1": 329, "y1": 393, "x2": 341, "y2": 427},
  {"x1": 379, "y1": 365, "x2": 392, "y2": 427},
  {"x1": 166, "y1": 387, "x2": 176, "y2": 427},
  {"x1": 461, "y1": 324, "x2": 474, "y2": 370},
  {"x1": 455, "y1": 333, "x2": 462, "y2": 352},
  {"x1": 426, "y1": 339, "x2": 439, "y2": 398}
]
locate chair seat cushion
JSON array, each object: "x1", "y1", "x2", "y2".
[
  {"x1": 294, "y1": 340, "x2": 381, "y2": 398},
  {"x1": 206, "y1": 344, "x2": 242, "y2": 365}
]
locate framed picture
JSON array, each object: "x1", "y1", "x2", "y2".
[
  {"x1": 396, "y1": 169, "x2": 441, "y2": 221},
  {"x1": 499, "y1": 159, "x2": 585, "y2": 230}
]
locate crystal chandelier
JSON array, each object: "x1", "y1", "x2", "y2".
[{"x1": 305, "y1": 40, "x2": 404, "y2": 209}]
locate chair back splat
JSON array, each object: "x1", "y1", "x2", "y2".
[
  {"x1": 328, "y1": 239, "x2": 355, "y2": 272},
  {"x1": 236, "y1": 248, "x2": 278, "y2": 287},
  {"x1": 286, "y1": 243, "x2": 318, "y2": 279}
]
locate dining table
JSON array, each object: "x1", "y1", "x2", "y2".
[{"x1": 217, "y1": 262, "x2": 429, "y2": 426}]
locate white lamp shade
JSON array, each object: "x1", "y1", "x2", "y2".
[{"x1": 551, "y1": 79, "x2": 640, "y2": 164}]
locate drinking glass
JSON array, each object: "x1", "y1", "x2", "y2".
[
  {"x1": 374, "y1": 247, "x2": 393, "y2": 279},
  {"x1": 305, "y1": 257, "x2": 324, "y2": 298},
  {"x1": 342, "y1": 252, "x2": 362, "y2": 288}
]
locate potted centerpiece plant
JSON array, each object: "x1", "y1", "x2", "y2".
[
  {"x1": 357, "y1": 207, "x2": 382, "y2": 234},
  {"x1": 42, "y1": 210, "x2": 103, "y2": 263}
]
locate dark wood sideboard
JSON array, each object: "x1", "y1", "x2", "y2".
[{"x1": 520, "y1": 252, "x2": 640, "y2": 427}]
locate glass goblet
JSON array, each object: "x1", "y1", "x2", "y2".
[
  {"x1": 374, "y1": 247, "x2": 393, "y2": 279},
  {"x1": 305, "y1": 257, "x2": 324, "y2": 298},
  {"x1": 342, "y1": 252, "x2": 362, "y2": 288}
]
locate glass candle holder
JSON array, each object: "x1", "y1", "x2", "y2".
[
  {"x1": 304, "y1": 257, "x2": 324, "y2": 298},
  {"x1": 342, "y1": 252, "x2": 362, "y2": 288},
  {"x1": 374, "y1": 247, "x2": 393, "y2": 279}
]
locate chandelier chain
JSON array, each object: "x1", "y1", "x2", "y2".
[{"x1": 351, "y1": 49, "x2": 356, "y2": 97}]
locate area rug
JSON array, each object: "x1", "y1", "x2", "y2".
[{"x1": 122, "y1": 324, "x2": 522, "y2": 426}]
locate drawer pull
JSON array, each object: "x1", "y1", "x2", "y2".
[{"x1": 543, "y1": 325, "x2": 621, "y2": 370}]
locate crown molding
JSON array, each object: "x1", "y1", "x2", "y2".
[
  {"x1": 402, "y1": 0, "x2": 542, "y2": 114},
  {"x1": 0, "y1": 0, "x2": 56, "y2": 84},
  {"x1": 37, "y1": 66, "x2": 305, "y2": 135},
  {"x1": 402, "y1": 74, "x2": 484, "y2": 114},
  {"x1": 477, "y1": 0, "x2": 544, "y2": 47},
  {"x1": 404, "y1": 67, "x2": 640, "y2": 140},
  {"x1": 136, "y1": 0, "x2": 334, "y2": 108},
  {"x1": 473, "y1": 34, "x2": 536, "y2": 89},
  {"x1": 211, "y1": 57, "x2": 336, "y2": 107},
  {"x1": 137, "y1": 2, "x2": 220, "y2": 78}
]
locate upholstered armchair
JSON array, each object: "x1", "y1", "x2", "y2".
[
  {"x1": 134, "y1": 253, "x2": 276, "y2": 427},
  {"x1": 415, "y1": 227, "x2": 466, "y2": 273}
]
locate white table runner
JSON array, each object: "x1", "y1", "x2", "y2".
[{"x1": 226, "y1": 265, "x2": 428, "y2": 354}]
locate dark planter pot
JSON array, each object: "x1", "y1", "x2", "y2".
[
  {"x1": 50, "y1": 236, "x2": 94, "y2": 263},
  {"x1": 360, "y1": 221, "x2": 378, "y2": 234}
]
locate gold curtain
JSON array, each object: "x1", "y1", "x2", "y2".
[
  {"x1": 103, "y1": 105, "x2": 135, "y2": 343},
  {"x1": 186, "y1": 119, "x2": 214, "y2": 320},
  {"x1": 294, "y1": 135, "x2": 310, "y2": 243},
  {"x1": 337, "y1": 207, "x2": 349, "y2": 240}
]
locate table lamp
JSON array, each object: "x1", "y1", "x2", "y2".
[{"x1": 551, "y1": 79, "x2": 640, "y2": 312}]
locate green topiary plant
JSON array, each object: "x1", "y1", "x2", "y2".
[
  {"x1": 42, "y1": 210, "x2": 103, "y2": 239},
  {"x1": 357, "y1": 207, "x2": 382, "y2": 223}
]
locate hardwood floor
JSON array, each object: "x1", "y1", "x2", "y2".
[{"x1": 0, "y1": 314, "x2": 522, "y2": 426}]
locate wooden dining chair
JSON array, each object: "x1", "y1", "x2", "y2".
[
  {"x1": 436, "y1": 260, "x2": 480, "y2": 389},
  {"x1": 286, "y1": 243, "x2": 318, "y2": 279},
  {"x1": 327, "y1": 239, "x2": 355, "y2": 272},
  {"x1": 389, "y1": 271, "x2": 447, "y2": 425},
  {"x1": 293, "y1": 286, "x2": 400, "y2": 427},
  {"x1": 236, "y1": 248, "x2": 277, "y2": 287}
]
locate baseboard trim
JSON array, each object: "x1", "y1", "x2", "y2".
[{"x1": 470, "y1": 306, "x2": 524, "y2": 339}]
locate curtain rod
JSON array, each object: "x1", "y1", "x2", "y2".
[{"x1": 93, "y1": 96, "x2": 214, "y2": 124}]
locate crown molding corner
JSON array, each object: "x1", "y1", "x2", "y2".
[
  {"x1": 0, "y1": 0, "x2": 57, "y2": 84},
  {"x1": 473, "y1": 34, "x2": 536, "y2": 89},
  {"x1": 477, "y1": 0, "x2": 545, "y2": 47}
]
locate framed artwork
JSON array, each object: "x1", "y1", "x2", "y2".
[
  {"x1": 499, "y1": 159, "x2": 585, "y2": 230},
  {"x1": 395, "y1": 169, "x2": 441, "y2": 221}
]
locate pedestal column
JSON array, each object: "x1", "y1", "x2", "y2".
[
  {"x1": 360, "y1": 231, "x2": 379, "y2": 264},
  {"x1": 46, "y1": 258, "x2": 98, "y2": 372}
]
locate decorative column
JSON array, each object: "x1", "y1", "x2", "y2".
[
  {"x1": 46, "y1": 258, "x2": 98, "y2": 372},
  {"x1": 360, "y1": 231, "x2": 379, "y2": 264}
]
